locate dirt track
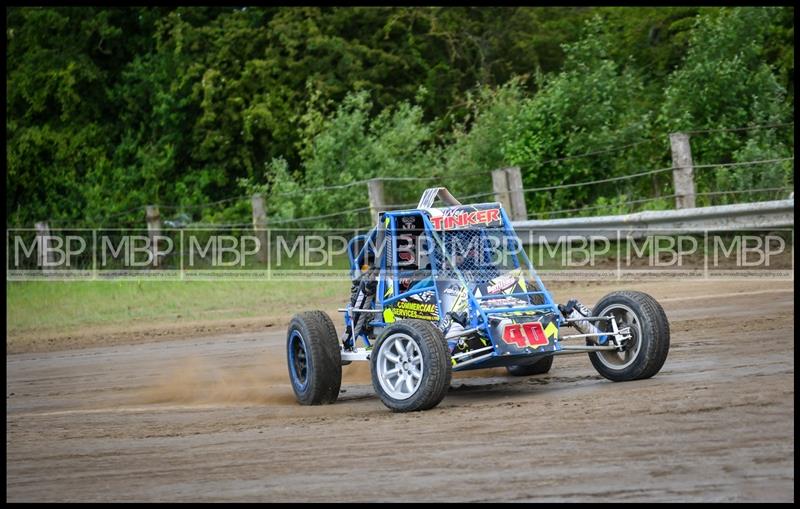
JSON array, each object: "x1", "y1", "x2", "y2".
[{"x1": 6, "y1": 280, "x2": 795, "y2": 502}]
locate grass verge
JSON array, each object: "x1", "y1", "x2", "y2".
[{"x1": 7, "y1": 280, "x2": 350, "y2": 352}]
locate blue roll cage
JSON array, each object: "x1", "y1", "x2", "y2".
[{"x1": 345, "y1": 205, "x2": 564, "y2": 362}]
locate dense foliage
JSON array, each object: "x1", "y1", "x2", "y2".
[{"x1": 6, "y1": 6, "x2": 794, "y2": 228}]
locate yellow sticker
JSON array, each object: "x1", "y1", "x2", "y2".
[{"x1": 386, "y1": 300, "x2": 439, "y2": 321}]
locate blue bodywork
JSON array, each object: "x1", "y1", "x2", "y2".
[{"x1": 344, "y1": 203, "x2": 565, "y2": 370}]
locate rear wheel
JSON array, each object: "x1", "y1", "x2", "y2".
[
  {"x1": 287, "y1": 311, "x2": 342, "y2": 405},
  {"x1": 370, "y1": 320, "x2": 451, "y2": 412},
  {"x1": 588, "y1": 291, "x2": 669, "y2": 382},
  {"x1": 506, "y1": 355, "x2": 553, "y2": 376}
]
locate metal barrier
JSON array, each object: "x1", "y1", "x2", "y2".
[{"x1": 512, "y1": 199, "x2": 795, "y2": 244}]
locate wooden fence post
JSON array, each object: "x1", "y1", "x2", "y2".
[
  {"x1": 491, "y1": 169, "x2": 512, "y2": 213},
  {"x1": 492, "y1": 168, "x2": 527, "y2": 220},
  {"x1": 669, "y1": 132, "x2": 696, "y2": 209},
  {"x1": 367, "y1": 179, "x2": 385, "y2": 225},
  {"x1": 505, "y1": 166, "x2": 528, "y2": 221},
  {"x1": 35, "y1": 221, "x2": 54, "y2": 270},
  {"x1": 251, "y1": 194, "x2": 269, "y2": 264},
  {"x1": 145, "y1": 205, "x2": 161, "y2": 268}
]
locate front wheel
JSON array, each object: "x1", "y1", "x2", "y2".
[
  {"x1": 588, "y1": 291, "x2": 670, "y2": 382},
  {"x1": 370, "y1": 320, "x2": 451, "y2": 412},
  {"x1": 287, "y1": 311, "x2": 342, "y2": 405}
]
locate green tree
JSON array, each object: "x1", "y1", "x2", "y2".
[
  {"x1": 439, "y1": 79, "x2": 528, "y2": 198},
  {"x1": 6, "y1": 6, "x2": 793, "y2": 228},
  {"x1": 247, "y1": 91, "x2": 438, "y2": 229},
  {"x1": 660, "y1": 7, "x2": 794, "y2": 202},
  {"x1": 501, "y1": 16, "x2": 662, "y2": 217}
]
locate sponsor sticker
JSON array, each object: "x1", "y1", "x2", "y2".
[
  {"x1": 388, "y1": 299, "x2": 439, "y2": 321},
  {"x1": 430, "y1": 208, "x2": 501, "y2": 230}
]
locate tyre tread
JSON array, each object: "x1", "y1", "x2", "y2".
[
  {"x1": 288, "y1": 311, "x2": 342, "y2": 405},
  {"x1": 589, "y1": 291, "x2": 670, "y2": 382}
]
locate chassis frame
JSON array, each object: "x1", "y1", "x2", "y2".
[{"x1": 338, "y1": 188, "x2": 632, "y2": 371}]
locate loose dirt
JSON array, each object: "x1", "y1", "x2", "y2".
[{"x1": 6, "y1": 279, "x2": 794, "y2": 501}]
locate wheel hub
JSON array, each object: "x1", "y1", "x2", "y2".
[
  {"x1": 595, "y1": 304, "x2": 642, "y2": 370},
  {"x1": 289, "y1": 330, "x2": 309, "y2": 388},
  {"x1": 376, "y1": 333, "x2": 424, "y2": 400}
]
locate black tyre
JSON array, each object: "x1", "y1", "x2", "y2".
[
  {"x1": 287, "y1": 311, "x2": 342, "y2": 405},
  {"x1": 370, "y1": 320, "x2": 451, "y2": 412},
  {"x1": 588, "y1": 291, "x2": 670, "y2": 382},
  {"x1": 506, "y1": 355, "x2": 554, "y2": 376}
]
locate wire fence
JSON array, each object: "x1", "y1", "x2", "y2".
[
  {"x1": 526, "y1": 195, "x2": 679, "y2": 219},
  {"x1": 105, "y1": 155, "x2": 791, "y2": 229},
  {"x1": 512, "y1": 136, "x2": 663, "y2": 169},
  {"x1": 41, "y1": 160, "x2": 795, "y2": 229},
  {"x1": 694, "y1": 187, "x2": 794, "y2": 200},
  {"x1": 16, "y1": 125, "x2": 794, "y2": 230},
  {"x1": 52, "y1": 156, "x2": 793, "y2": 230},
  {"x1": 683, "y1": 122, "x2": 794, "y2": 135}
]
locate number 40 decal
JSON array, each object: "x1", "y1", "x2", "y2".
[{"x1": 501, "y1": 321, "x2": 549, "y2": 349}]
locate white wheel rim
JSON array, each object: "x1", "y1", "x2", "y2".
[
  {"x1": 376, "y1": 333, "x2": 424, "y2": 400},
  {"x1": 595, "y1": 303, "x2": 643, "y2": 371}
]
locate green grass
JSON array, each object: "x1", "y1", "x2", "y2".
[
  {"x1": 7, "y1": 279, "x2": 350, "y2": 338},
  {"x1": 0, "y1": 237, "x2": 689, "y2": 338},
  {"x1": 9, "y1": 231, "x2": 791, "y2": 342}
]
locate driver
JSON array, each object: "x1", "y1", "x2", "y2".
[{"x1": 397, "y1": 235, "x2": 433, "y2": 293}]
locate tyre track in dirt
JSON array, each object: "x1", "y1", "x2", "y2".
[{"x1": 6, "y1": 280, "x2": 794, "y2": 502}]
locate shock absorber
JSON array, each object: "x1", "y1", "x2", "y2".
[{"x1": 559, "y1": 299, "x2": 605, "y2": 341}]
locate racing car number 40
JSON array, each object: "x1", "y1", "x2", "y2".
[{"x1": 502, "y1": 322, "x2": 549, "y2": 349}]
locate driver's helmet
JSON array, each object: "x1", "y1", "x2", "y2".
[
  {"x1": 396, "y1": 233, "x2": 418, "y2": 270},
  {"x1": 456, "y1": 245, "x2": 482, "y2": 271}
]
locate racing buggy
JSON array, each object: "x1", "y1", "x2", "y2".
[{"x1": 287, "y1": 188, "x2": 670, "y2": 412}]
